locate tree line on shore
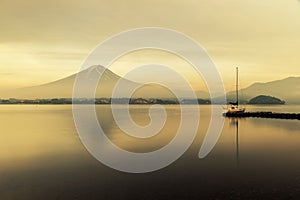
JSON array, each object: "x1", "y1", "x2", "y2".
[
  {"x1": 0, "y1": 95, "x2": 285, "y2": 105},
  {"x1": 0, "y1": 98, "x2": 211, "y2": 105}
]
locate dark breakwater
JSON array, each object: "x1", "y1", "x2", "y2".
[{"x1": 224, "y1": 111, "x2": 300, "y2": 120}]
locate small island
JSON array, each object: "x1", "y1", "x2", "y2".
[{"x1": 248, "y1": 95, "x2": 285, "y2": 105}]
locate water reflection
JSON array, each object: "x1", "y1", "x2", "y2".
[
  {"x1": 249, "y1": 118, "x2": 300, "y2": 132},
  {"x1": 229, "y1": 118, "x2": 240, "y2": 165},
  {"x1": 0, "y1": 105, "x2": 299, "y2": 199}
]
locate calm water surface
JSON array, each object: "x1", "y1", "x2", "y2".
[{"x1": 0, "y1": 105, "x2": 299, "y2": 199}]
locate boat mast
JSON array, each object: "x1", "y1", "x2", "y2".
[{"x1": 236, "y1": 67, "x2": 239, "y2": 106}]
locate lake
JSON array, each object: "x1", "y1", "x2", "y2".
[{"x1": 0, "y1": 105, "x2": 299, "y2": 199}]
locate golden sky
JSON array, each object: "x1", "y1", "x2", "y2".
[{"x1": 0, "y1": 0, "x2": 300, "y2": 91}]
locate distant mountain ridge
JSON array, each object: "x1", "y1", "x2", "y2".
[
  {"x1": 0, "y1": 65, "x2": 207, "y2": 99},
  {"x1": 226, "y1": 77, "x2": 300, "y2": 104},
  {"x1": 1, "y1": 66, "x2": 299, "y2": 104}
]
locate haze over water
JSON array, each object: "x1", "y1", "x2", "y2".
[{"x1": 0, "y1": 105, "x2": 299, "y2": 199}]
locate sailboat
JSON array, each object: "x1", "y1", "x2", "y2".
[{"x1": 225, "y1": 67, "x2": 246, "y2": 114}]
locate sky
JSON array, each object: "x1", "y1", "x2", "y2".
[{"x1": 0, "y1": 0, "x2": 300, "y2": 91}]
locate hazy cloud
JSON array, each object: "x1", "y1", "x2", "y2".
[
  {"x1": 0, "y1": 73, "x2": 14, "y2": 76},
  {"x1": 0, "y1": 0, "x2": 300, "y2": 89}
]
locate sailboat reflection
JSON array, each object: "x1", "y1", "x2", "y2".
[{"x1": 229, "y1": 118, "x2": 241, "y2": 165}]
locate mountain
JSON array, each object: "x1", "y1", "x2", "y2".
[
  {"x1": 3, "y1": 66, "x2": 298, "y2": 103},
  {"x1": 227, "y1": 77, "x2": 300, "y2": 104},
  {"x1": 0, "y1": 65, "x2": 125, "y2": 99},
  {"x1": 0, "y1": 65, "x2": 208, "y2": 99}
]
